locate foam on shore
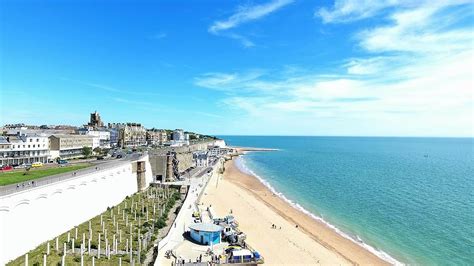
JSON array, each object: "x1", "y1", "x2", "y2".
[{"x1": 234, "y1": 155, "x2": 404, "y2": 266}]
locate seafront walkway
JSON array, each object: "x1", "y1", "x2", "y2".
[
  {"x1": 154, "y1": 161, "x2": 220, "y2": 265},
  {"x1": 0, "y1": 153, "x2": 143, "y2": 197}
]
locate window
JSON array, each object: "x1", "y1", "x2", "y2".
[
  {"x1": 23, "y1": 145, "x2": 25, "y2": 148},
  {"x1": 37, "y1": 139, "x2": 39, "y2": 142},
  {"x1": 33, "y1": 145, "x2": 35, "y2": 148},
  {"x1": 28, "y1": 145, "x2": 30, "y2": 148}
]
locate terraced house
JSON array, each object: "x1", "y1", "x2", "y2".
[{"x1": 0, "y1": 132, "x2": 50, "y2": 166}]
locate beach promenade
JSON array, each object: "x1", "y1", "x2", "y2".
[
  {"x1": 200, "y1": 157, "x2": 390, "y2": 265},
  {"x1": 154, "y1": 161, "x2": 219, "y2": 265}
]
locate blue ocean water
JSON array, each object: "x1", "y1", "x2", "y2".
[{"x1": 219, "y1": 136, "x2": 474, "y2": 265}]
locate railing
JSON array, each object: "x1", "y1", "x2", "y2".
[{"x1": 0, "y1": 154, "x2": 146, "y2": 197}]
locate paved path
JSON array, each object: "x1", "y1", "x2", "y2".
[
  {"x1": 154, "y1": 161, "x2": 220, "y2": 265},
  {"x1": 0, "y1": 153, "x2": 144, "y2": 197}
]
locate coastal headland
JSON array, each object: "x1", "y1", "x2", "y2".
[{"x1": 200, "y1": 151, "x2": 390, "y2": 265}]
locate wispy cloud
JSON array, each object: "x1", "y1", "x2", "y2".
[
  {"x1": 196, "y1": 1, "x2": 474, "y2": 136},
  {"x1": 209, "y1": 0, "x2": 294, "y2": 33},
  {"x1": 149, "y1": 32, "x2": 167, "y2": 39},
  {"x1": 112, "y1": 97, "x2": 155, "y2": 106},
  {"x1": 317, "y1": 0, "x2": 404, "y2": 23},
  {"x1": 208, "y1": 0, "x2": 293, "y2": 47},
  {"x1": 194, "y1": 111, "x2": 224, "y2": 119},
  {"x1": 62, "y1": 78, "x2": 161, "y2": 97},
  {"x1": 357, "y1": 3, "x2": 473, "y2": 54}
]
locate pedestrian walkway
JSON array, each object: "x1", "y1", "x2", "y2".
[{"x1": 154, "y1": 160, "x2": 220, "y2": 266}]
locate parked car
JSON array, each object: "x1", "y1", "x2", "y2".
[
  {"x1": 13, "y1": 163, "x2": 27, "y2": 169},
  {"x1": 1, "y1": 165, "x2": 13, "y2": 171},
  {"x1": 31, "y1": 162, "x2": 43, "y2": 168},
  {"x1": 96, "y1": 156, "x2": 104, "y2": 160},
  {"x1": 58, "y1": 159, "x2": 68, "y2": 165},
  {"x1": 116, "y1": 154, "x2": 123, "y2": 159}
]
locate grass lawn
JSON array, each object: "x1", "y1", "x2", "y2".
[{"x1": 0, "y1": 164, "x2": 92, "y2": 186}]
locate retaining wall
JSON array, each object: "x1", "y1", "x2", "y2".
[{"x1": 0, "y1": 155, "x2": 153, "y2": 265}]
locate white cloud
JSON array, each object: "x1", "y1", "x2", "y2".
[
  {"x1": 195, "y1": 47, "x2": 473, "y2": 136},
  {"x1": 150, "y1": 32, "x2": 167, "y2": 39},
  {"x1": 358, "y1": 3, "x2": 474, "y2": 53},
  {"x1": 209, "y1": 0, "x2": 294, "y2": 33},
  {"x1": 196, "y1": 1, "x2": 474, "y2": 136},
  {"x1": 208, "y1": 0, "x2": 293, "y2": 47},
  {"x1": 344, "y1": 57, "x2": 390, "y2": 75},
  {"x1": 317, "y1": 0, "x2": 404, "y2": 23}
]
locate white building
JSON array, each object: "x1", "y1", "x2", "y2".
[
  {"x1": 194, "y1": 151, "x2": 209, "y2": 167},
  {"x1": 0, "y1": 133, "x2": 50, "y2": 166},
  {"x1": 170, "y1": 129, "x2": 189, "y2": 147},
  {"x1": 77, "y1": 127, "x2": 111, "y2": 148},
  {"x1": 49, "y1": 134, "x2": 94, "y2": 159},
  {"x1": 172, "y1": 129, "x2": 185, "y2": 141},
  {"x1": 208, "y1": 145, "x2": 233, "y2": 158}
]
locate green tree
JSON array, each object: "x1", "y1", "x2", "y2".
[
  {"x1": 82, "y1": 146, "x2": 92, "y2": 158},
  {"x1": 93, "y1": 147, "x2": 102, "y2": 155}
]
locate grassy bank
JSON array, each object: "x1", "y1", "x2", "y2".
[{"x1": 0, "y1": 164, "x2": 92, "y2": 186}]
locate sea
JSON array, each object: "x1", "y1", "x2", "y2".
[{"x1": 218, "y1": 136, "x2": 474, "y2": 265}]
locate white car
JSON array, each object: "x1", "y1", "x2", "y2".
[{"x1": 14, "y1": 163, "x2": 27, "y2": 169}]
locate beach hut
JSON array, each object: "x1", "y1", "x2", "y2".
[{"x1": 189, "y1": 223, "x2": 223, "y2": 245}]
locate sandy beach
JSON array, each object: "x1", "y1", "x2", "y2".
[{"x1": 200, "y1": 156, "x2": 390, "y2": 265}]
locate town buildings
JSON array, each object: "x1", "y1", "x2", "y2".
[
  {"x1": 49, "y1": 134, "x2": 94, "y2": 159},
  {"x1": 106, "y1": 128, "x2": 119, "y2": 147},
  {"x1": 194, "y1": 151, "x2": 209, "y2": 167},
  {"x1": 171, "y1": 129, "x2": 189, "y2": 147},
  {"x1": 1, "y1": 110, "x2": 222, "y2": 165},
  {"x1": 146, "y1": 129, "x2": 168, "y2": 146},
  {"x1": 109, "y1": 123, "x2": 147, "y2": 147},
  {"x1": 0, "y1": 132, "x2": 50, "y2": 166},
  {"x1": 77, "y1": 127, "x2": 111, "y2": 149}
]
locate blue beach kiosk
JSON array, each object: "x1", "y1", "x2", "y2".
[{"x1": 189, "y1": 223, "x2": 223, "y2": 245}]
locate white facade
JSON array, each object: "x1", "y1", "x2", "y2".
[
  {"x1": 171, "y1": 129, "x2": 189, "y2": 146},
  {"x1": 92, "y1": 137, "x2": 100, "y2": 149},
  {"x1": 77, "y1": 128, "x2": 111, "y2": 148},
  {"x1": 0, "y1": 155, "x2": 153, "y2": 265},
  {"x1": 194, "y1": 152, "x2": 209, "y2": 167},
  {"x1": 172, "y1": 129, "x2": 185, "y2": 141},
  {"x1": 0, "y1": 133, "x2": 50, "y2": 166}
]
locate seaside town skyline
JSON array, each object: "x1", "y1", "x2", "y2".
[
  {"x1": 1, "y1": 1, "x2": 473, "y2": 265},
  {"x1": 1, "y1": 0, "x2": 473, "y2": 137}
]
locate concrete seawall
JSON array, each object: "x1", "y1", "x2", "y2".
[{"x1": 0, "y1": 155, "x2": 153, "y2": 265}]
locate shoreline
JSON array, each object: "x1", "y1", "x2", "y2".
[
  {"x1": 235, "y1": 155, "x2": 402, "y2": 265},
  {"x1": 216, "y1": 154, "x2": 394, "y2": 265},
  {"x1": 229, "y1": 146, "x2": 280, "y2": 152}
]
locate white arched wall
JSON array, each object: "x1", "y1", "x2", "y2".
[{"x1": 0, "y1": 155, "x2": 153, "y2": 265}]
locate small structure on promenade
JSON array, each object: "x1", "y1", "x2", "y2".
[{"x1": 189, "y1": 223, "x2": 223, "y2": 245}]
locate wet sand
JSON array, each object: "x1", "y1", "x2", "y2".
[{"x1": 200, "y1": 157, "x2": 390, "y2": 265}]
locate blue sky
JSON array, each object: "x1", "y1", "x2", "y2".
[{"x1": 1, "y1": 0, "x2": 473, "y2": 136}]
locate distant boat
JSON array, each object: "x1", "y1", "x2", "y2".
[{"x1": 424, "y1": 154, "x2": 429, "y2": 158}]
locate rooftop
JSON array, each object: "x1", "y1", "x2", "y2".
[{"x1": 188, "y1": 223, "x2": 222, "y2": 232}]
